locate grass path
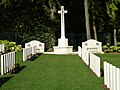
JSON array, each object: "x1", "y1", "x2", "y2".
[
  {"x1": 0, "y1": 54, "x2": 103, "y2": 90},
  {"x1": 97, "y1": 53, "x2": 120, "y2": 68}
]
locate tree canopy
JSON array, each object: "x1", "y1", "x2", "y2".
[{"x1": 0, "y1": 0, "x2": 120, "y2": 50}]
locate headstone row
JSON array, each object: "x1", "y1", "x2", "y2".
[
  {"x1": 1, "y1": 52, "x2": 15, "y2": 75},
  {"x1": 104, "y1": 61, "x2": 120, "y2": 90}
]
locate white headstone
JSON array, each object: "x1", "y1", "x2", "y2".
[
  {"x1": 25, "y1": 40, "x2": 44, "y2": 53},
  {"x1": 82, "y1": 39, "x2": 103, "y2": 53}
]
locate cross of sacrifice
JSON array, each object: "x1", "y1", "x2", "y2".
[{"x1": 58, "y1": 6, "x2": 67, "y2": 39}]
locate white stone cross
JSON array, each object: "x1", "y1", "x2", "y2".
[{"x1": 58, "y1": 6, "x2": 67, "y2": 39}]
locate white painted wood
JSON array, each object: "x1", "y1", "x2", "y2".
[
  {"x1": 90, "y1": 53, "x2": 100, "y2": 77},
  {"x1": 116, "y1": 68, "x2": 120, "y2": 90},
  {"x1": 13, "y1": 52, "x2": 15, "y2": 68},
  {"x1": 78, "y1": 46, "x2": 82, "y2": 57},
  {"x1": 81, "y1": 48, "x2": 89, "y2": 65},
  {"x1": 23, "y1": 46, "x2": 37, "y2": 62},
  {"x1": 106, "y1": 63, "x2": 110, "y2": 88},
  {"x1": 6, "y1": 54, "x2": 9, "y2": 73},
  {"x1": 0, "y1": 44, "x2": 5, "y2": 53},
  {"x1": 104, "y1": 61, "x2": 120, "y2": 90},
  {"x1": 110, "y1": 64, "x2": 113, "y2": 90},
  {"x1": 113, "y1": 66, "x2": 116, "y2": 90},
  {"x1": 104, "y1": 62, "x2": 107, "y2": 86},
  {"x1": 1, "y1": 55, "x2": 4, "y2": 75},
  {"x1": 1, "y1": 52, "x2": 16, "y2": 75},
  {"x1": 3, "y1": 54, "x2": 6, "y2": 74}
]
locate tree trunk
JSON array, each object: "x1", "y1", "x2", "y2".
[
  {"x1": 93, "y1": 21, "x2": 97, "y2": 40},
  {"x1": 84, "y1": 0, "x2": 91, "y2": 40},
  {"x1": 114, "y1": 29, "x2": 117, "y2": 46}
]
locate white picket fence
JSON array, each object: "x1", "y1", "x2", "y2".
[
  {"x1": 23, "y1": 45, "x2": 37, "y2": 62},
  {"x1": 81, "y1": 48, "x2": 89, "y2": 65},
  {"x1": 0, "y1": 44, "x2": 5, "y2": 53},
  {"x1": 1, "y1": 52, "x2": 15, "y2": 75},
  {"x1": 79, "y1": 47, "x2": 101, "y2": 77},
  {"x1": 78, "y1": 46, "x2": 82, "y2": 57},
  {"x1": 90, "y1": 53, "x2": 101, "y2": 77},
  {"x1": 104, "y1": 61, "x2": 120, "y2": 90}
]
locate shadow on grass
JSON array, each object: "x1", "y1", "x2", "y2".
[
  {"x1": 0, "y1": 76, "x2": 13, "y2": 87},
  {"x1": 101, "y1": 68, "x2": 104, "y2": 77},
  {"x1": 30, "y1": 53, "x2": 42, "y2": 61},
  {"x1": 13, "y1": 64, "x2": 26, "y2": 74}
]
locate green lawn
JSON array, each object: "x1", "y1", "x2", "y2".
[
  {"x1": 97, "y1": 53, "x2": 120, "y2": 68},
  {"x1": 0, "y1": 54, "x2": 104, "y2": 90}
]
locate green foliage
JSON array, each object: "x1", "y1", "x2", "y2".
[
  {"x1": 106, "y1": 2, "x2": 118, "y2": 19},
  {"x1": 0, "y1": 0, "x2": 60, "y2": 51},
  {"x1": 0, "y1": 40, "x2": 22, "y2": 52},
  {"x1": 102, "y1": 42, "x2": 120, "y2": 53},
  {"x1": 102, "y1": 45, "x2": 109, "y2": 51},
  {"x1": 106, "y1": 0, "x2": 120, "y2": 28},
  {"x1": 117, "y1": 42, "x2": 120, "y2": 46}
]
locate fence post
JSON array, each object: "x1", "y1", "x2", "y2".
[
  {"x1": 116, "y1": 68, "x2": 120, "y2": 90},
  {"x1": 13, "y1": 52, "x2": 15, "y2": 68},
  {"x1": 113, "y1": 66, "x2": 116, "y2": 90},
  {"x1": 78, "y1": 46, "x2": 82, "y2": 57},
  {"x1": 107, "y1": 63, "x2": 110, "y2": 88},
  {"x1": 23, "y1": 49, "x2": 25, "y2": 62},
  {"x1": 8, "y1": 53, "x2": 10, "y2": 72},
  {"x1": 97, "y1": 57, "x2": 100, "y2": 77},
  {"x1": 3, "y1": 54, "x2": 6, "y2": 74},
  {"x1": 109, "y1": 64, "x2": 113, "y2": 90},
  {"x1": 1, "y1": 55, "x2": 4, "y2": 75},
  {"x1": 104, "y1": 62, "x2": 107, "y2": 86}
]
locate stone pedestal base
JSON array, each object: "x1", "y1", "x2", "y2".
[
  {"x1": 53, "y1": 38, "x2": 73, "y2": 54},
  {"x1": 53, "y1": 46, "x2": 73, "y2": 53}
]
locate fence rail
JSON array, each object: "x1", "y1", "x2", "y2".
[
  {"x1": 90, "y1": 53, "x2": 100, "y2": 77},
  {"x1": 104, "y1": 61, "x2": 120, "y2": 90},
  {"x1": 1, "y1": 52, "x2": 15, "y2": 75}
]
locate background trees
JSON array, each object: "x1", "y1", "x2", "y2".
[{"x1": 0, "y1": 0, "x2": 120, "y2": 50}]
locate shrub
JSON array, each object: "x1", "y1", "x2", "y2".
[
  {"x1": 103, "y1": 43, "x2": 120, "y2": 53},
  {"x1": 102, "y1": 45, "x2": 108, "y2": 51},
  {"x1": 0, "y1": 40, "x2": 22, "y2": 52},
  {"x1": 117, "y1": 42, "x2": 120, "y2": 47}
]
